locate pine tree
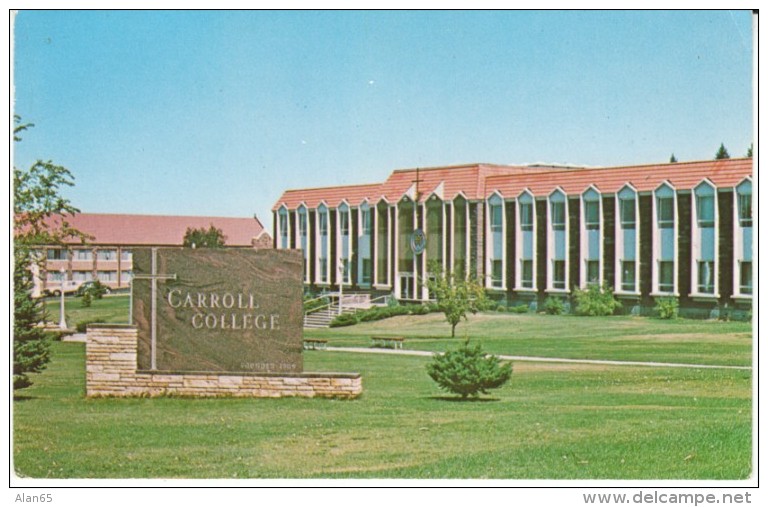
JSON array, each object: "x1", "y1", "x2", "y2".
[
  {"x1": 715, "y1": 143, "x2": 730, "y2": 160},
  {"x1": 669, "y1": 153, "x2": 677, "y2": 163},
  {"x1": 747, "y1": 143, "x2": 753, "y2": 158},
  {"x1": 13, "y1": 248, "x2": 51, "y2": 390}
]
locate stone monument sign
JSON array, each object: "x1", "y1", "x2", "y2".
[{"x1": 132, "y1": 248, "x2": 303, "y2": 373}]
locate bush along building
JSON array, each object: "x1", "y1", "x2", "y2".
[{"x1": 272, "y1": 158, "x2": 752, "y2": 318}]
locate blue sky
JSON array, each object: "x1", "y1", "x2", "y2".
[{"x1": 12, "y1": 10, "x2": 754, "y2": 232}]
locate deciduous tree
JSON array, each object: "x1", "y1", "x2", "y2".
[
  {"x1": 183, "y1": 225, "x2": 226, "y2": 248},
  {"x1": 424, "y1": 262, "x2": 487, "y2": 338},
  {"x1": 13, "y1": 116, "x2": 85, "y2": 390}
]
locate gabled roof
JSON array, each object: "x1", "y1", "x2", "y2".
[
  {"x1": 272, "y1": 183, "x2": 382, "y2": 211},
  {"x1": 378, "y1": 163, "x2": 559, "y2": 203},
  {"x1": 485, "y1": 158, "x2": 753, "y2": 198},
  {"x1": 52, "y1": 213, "x2": 268, "y2": 247}
]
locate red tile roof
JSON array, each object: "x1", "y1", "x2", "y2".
[
  {"x1": 378, "y1": 163, "x2": 540, "y2": 202},
  {"x1": 272, "y1": 183, "x2": 383, "y2": 211},
  {"x1": 485, "y1": 158, "x2": 753, "y2": 198},
  {"x1": 272, "y1": 163, "x2": 567, "y2": 210},
  {"x1": 272, "y1": 158, "x2": 753, "y2": 211},
  {"x1": 53, "y1": 213, "x2": 268, "y2": 247}
]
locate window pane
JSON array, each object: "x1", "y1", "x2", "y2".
[
  {"x1": 340, "y1": 212, "x2": 349, "y2": 235},
  {"x1": 319, "y1": 213, "x2": 327, "y2": 235},
  {"x1": 740, "y1": 262, "x2": 752, "y2": 294},
  {"x1": 585, "y1": 201, "x2": 599, "y2": 229},
  {"x1": 659, "y1": 261, "x2": 674, "y2": 292},
  {"x1": 520, "y1": 203, "x2": 533, "y2": 230},
  {"x1": 362, "y1": 209, "x2": 372, "y2": 234},
  {"x1": 47, "y1": 249, "x2": 66, "y2": 261},
  {"x1": 552, "y1": 260, "x2": 565, "y2": 289},
  {"x1": 697, "y1": 261, "x2": 715, "y2": 293},
  {"x1": 97, "y1": 249, "x2": 117, "y2": 261},
  {"x1": 696, "y1": 195, "x2": 715, "y2": 226},
  {"x1": 739, "y1": 193, "x2": 752, "y2": 227},
  {"x1": 620, "y1": 198, "x2": 636, "y2": 229},
  {"x1": 491, "y1": 204, "x2": 503, "y2": 231},
  {"x1": 299, "y1": 213, "x2": 307, "y2": 235},
  {"x1": 621, "y1": 261, "x2": 636, "y2": 291},
  {"x1": 587, "y1": 260, "x2": 600, "y2": 284},
  {"x1": 658, "y1": 197, "x2": 674, "y2": 226},
  {"x1": 361, "y1": 259, "x2": 372, "y2": 284},
  {"x1": 521, "y1": 260, "x2": 533, "y2": 288},
  {"x1": 551, "y1": 202, "x2": 565, "y2": 230},
  {"x1": 492, "y1": 260, "x2": 503, "y2": 287}
]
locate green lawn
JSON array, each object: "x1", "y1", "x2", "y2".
[
  {"x1": 14, "y1": 314, "x2": 753, "y2": 479},
  {"x1": 43, "y1": 293, "x2": 131, "y2": 328},
  {"x1": 20, "y1": 300, "x2": 752, "y2": 479},
  {"x1": 308, "y1": 312, "x2": 752, "y2": 367}
]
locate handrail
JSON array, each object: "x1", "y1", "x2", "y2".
[
  {"x1": 304, "y1": 295, "x2": 337, "y2": 316},
  {"x1": 303, "y1": 294, "x2": 333, "y2": 306},
  {"x1": 369, "y1": 294, "x2": 392, "y2": 306}
]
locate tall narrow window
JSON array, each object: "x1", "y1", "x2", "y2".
[
  {"x1": 358, "y1": 203, "x2": 372, "y2": 287},
  {"x1": 297, "y1": 205, "x2": 309, "y2": 283},
  {"x1": 581, "y1": 188, "x2": 601, "y2": 286},
  {"x1": 516, "y1": 192, "x2": 535, "y2": 289},
  {"x1": 278, "y1": 207, "x2": 290, "y2": 249},
  {"x1": 338, "y1": 203, "x2": 351, "y2": 284},
  {"x1": 453, "y1": 196, "x2": 468, "y2": 278},
  {"x1": 616, "y1": 186, "x2": 638, "y2": 292},
  {"x1": 317, "y1": 204, "x2": 329, "y2": 284},
  {"x1": 427, "y1": 197, "x2": 444, "y2": 269},
  {"x1": 692, "y1": 182, "x2": 717, "y2": 295},
  {"x1": 734, "y1": 179, "x2": 752, "y2": 297},
  {"x1": 548, "y1": 190, "x2": 567, "y2": 291},
  {"x1": 376, "y1": 201, "x2": 390, "y2": 286},
  {"x1": 653, "y1": 184, "x2": 676, "y2": 294},
  {"x1": 487, "y1": 194, "x2": 504, "y2": 289}
]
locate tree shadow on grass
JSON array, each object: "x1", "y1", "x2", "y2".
[
  {"x1": 427, "y1": 396, "x2": 501, "y2": 403},
  {"x1": 13, "y1": 394, "x2": 36, "y2": 402}
]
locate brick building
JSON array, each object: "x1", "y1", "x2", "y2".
[
  {"x1": 272, "y1": 158, "x2": 753, "y2": 316},
  {"x1": 32, "y1": 213, "x2": 271, "y2": 297}
]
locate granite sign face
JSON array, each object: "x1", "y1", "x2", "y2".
[{"x1": 132, "y1": 248, "x2": 303, "y2": 373}]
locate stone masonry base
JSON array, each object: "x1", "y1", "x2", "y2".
[{"x1": 86, "y1": 325, "x2": 362, "y2": 398}]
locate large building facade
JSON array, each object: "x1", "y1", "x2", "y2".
[
  {"x1": 32, "y1": 213, "x2": 271, "y2": 297},
  {"x1": 272, "y1": 158, "x2": 753, "y2": 315}
]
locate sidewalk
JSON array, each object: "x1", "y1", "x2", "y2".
[{"x1": 324, "y1": 346, "x2": 752, "y2": 371}]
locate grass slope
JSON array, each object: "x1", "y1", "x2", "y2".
[
  {"x1": 14, "y1": 341, "x2": 751, "y2": 479},
  {"x1": 308, "y1": 313, "x2": 752, "y2": 366}
]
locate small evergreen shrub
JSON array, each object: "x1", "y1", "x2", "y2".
[
  {"x1": 87, "y1": 280, "x2": 108, "y2": 299},
  {"x1": 303, "y1": 294, "x2": 330, "y2": 313},
  {"x1": 80, "y1": 291, "x2": 92, "y2": 308},
  {"x1": 544, "y1": 296, "x2": 565, "y2": 315},
  {"x1": 426, "y1": 341, "x2": 512, "y2": 399},
  {"x1": 509, "y1": 305, "x2": 529, "y2": 314},
  {"x1": 496, "y1": 304, "x2": 507, "y2": 312},
  {"x1": 572, "y1": 284, "x2": 622, "y2": 316},
  {"x1": 329, "y1": 313, "x2": 359, "y2": 327},
  {"x1": 359, "y1": 308, "x2": 384, "y2": 322},
  {"x1": 655, "y1": 297, "x2": 679, "y2": 319}
]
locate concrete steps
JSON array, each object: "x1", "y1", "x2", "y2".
[{"x1": 303, "y1": 304, "x2": 358, "y2": 328}]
